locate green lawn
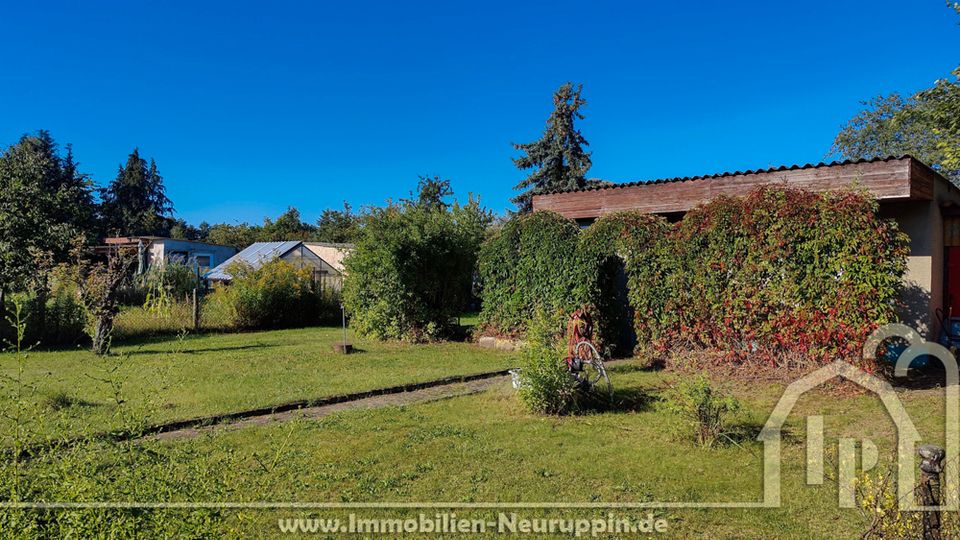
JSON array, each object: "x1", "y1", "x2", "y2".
[
  {"x1": 140, "y1": 363, "x2": 942, "y2": 538},
  {"x1": 0, "y1": 326, "x2": 515, "y2": 445},
  {"x1": 1, "y1": 329, "x2": 952, "y2": 538}
]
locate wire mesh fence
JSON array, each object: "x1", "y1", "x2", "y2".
[
  {"x1": 113, "y1": 270, "x2": 344, "y2": 340},
  {"x1": 2, "y1": 266, "x2": 344, "y2": 348}
]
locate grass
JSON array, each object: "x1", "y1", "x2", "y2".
[
  {"x1": 9, "y1": 358, "x2": 947, "y2": 538},
  {"x1": 0, "y1": 326, "x2": 514, "y2": 445},
  {"x1": 1, "y1": 327, "x2": 953, "y2": 537},
  {"x1": 201, "y1": 365, "x2": 949, "y2": 537}
]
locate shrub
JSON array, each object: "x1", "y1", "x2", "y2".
[
  {"x1": 642, "y1": 187, "x2": 909, "y2": 367},
  {"x1": 516, "y1": 314, "x2": 580, "y2": 415},
  {"x1": 660, "y1": 375, "x2": 739, "y2": 447},
  {"x1": 209, "y1": 259, "x2": 336, "y2": 330},
  {"x1": 1, "y1": 266, "x2": 87, "y2": 348},
  {"x1": 342, "y1": 193, "x2": 490, "y2": 341}
]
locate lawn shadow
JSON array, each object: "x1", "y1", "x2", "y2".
[
  {"x1": 721, "y1": 419, "x2": 768, "y2": 446},
  {"x1": 580, "y1": 385, "x2": 657, "y2": 414},
  {"x1": 45, "y1": 392, "x2": 102, "y2": 411},
  {"x1": 123, "y1": 343, "x2": 276, "y2": 356}
]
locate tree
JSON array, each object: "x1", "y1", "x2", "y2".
[
  {"x1": 0, "y1": 131, "x2": 96, "y2": 295},
  {"x1": 316, "y1": 202, "x2": 358, "y2": 243},
  {"x1": 99, "y1": 149, "x2": 173, "y2": 236},
  {"x1": 261, "y1": 207, "x2": 316, "y2": 240},
  {"x1": 342, "y1": 179, "x2": 492, "y2": 341},
  {"x1": 832, "y1": 4, "x2": 960, "y2": 184},
  {"x1": 75, "y1": 244, "x2": 136, "y2": 355},
  {"x1": 410, "y1": 175, "x2": 453, "y2": 211},
  {"x1": 206, "y1": 222, "x2": 260, "y2": 250},
  {"x1": 168, "y1": 218, "x2": 205, "y2": 241},
  {"x1": 512, "y1": 83, "x2": 592, "y2": 212}
]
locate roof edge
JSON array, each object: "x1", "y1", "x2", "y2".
[{"x1": 534, "y1": 155, "x2": 922, "y2": 196}]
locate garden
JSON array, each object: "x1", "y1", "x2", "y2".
[{"x1": 1, "y1": 182, "x2": 952, "y2": 538}]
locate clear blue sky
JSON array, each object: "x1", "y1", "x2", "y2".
[{"x1": 2, "y1": 1, "x2": 958, "y2": 224}]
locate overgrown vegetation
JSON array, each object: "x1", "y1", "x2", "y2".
[
  {"x1": 642, "y1": 187, "x2": 909, "y2": 367},
  {"x1": 208, "y1": 259, "x2": 338, "y2": 330},
  {"x1": 479, "y1": 187, "x2": 908, "y2": 368},
  {"x1": 476, "y1": 209, "x2": 667, "y2": 355},
  {"x1": 660, "y1": 375, "x2": 740, "y2": 447},
  {"x1": 342, "y1": 178, "x2": 491, "y2": 341},
  {"x1": 477, "y1": 210, "x2": 586, "y2": 339}
]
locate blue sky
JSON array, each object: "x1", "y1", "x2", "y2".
[{"x1": 1, "y1": 1, "x2": 958, "y2": 224}]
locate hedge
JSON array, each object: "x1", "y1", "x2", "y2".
[{"x1": 476, "y1": 210, "x2": 666, "y2": 355}]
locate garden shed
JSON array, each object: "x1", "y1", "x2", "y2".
[
  {"x1": 100, "y1": 236, "x2": 237, "y2": 274},
  {"x1": 532, "y1": 156, "x2": 960, "y2": 338}
]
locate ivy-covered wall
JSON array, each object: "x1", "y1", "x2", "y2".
[
  {"x1": 476, "y1": 210, "x2": 666, "y2": 356},
  {"x1": 642, "y1": 187, "x2": 909, "y2": 366},
  {"x1": 477, "y1": 187, "x2": 910, "y2": 366}
]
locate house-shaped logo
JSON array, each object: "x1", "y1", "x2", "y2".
[{"x1": 757, "y1": 324, "x2": 959, "y2": 510}]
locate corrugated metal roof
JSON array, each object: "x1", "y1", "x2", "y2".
[
  {"x1": 538, "y1": 155, "x2": 916, "y2": 195},
  {"x1": 204, "y1": 241, "x2": 302, "y2": 281}
]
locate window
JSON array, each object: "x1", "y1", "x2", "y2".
[{"x1": 193, "y1": 253, "x2": 213, "y2": 272}]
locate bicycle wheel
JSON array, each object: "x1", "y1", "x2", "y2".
[{"x1": 573, "y1": 341, "x2": 612, "y2": 396}]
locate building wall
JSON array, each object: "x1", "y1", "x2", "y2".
[
  {"x1": 881, "y1": 201, "x2": 938, "y2": 338},
  {"x1": 151, "y1": 240, "x2": 237, "y2": 271}
]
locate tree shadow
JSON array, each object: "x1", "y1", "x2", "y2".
[
  {"x1": 607, "y1": 361, "x2": 663, "y2": 374},
  {"x1": 44, "y1": 392, "x2": 101, "y2": 411},
  {"x1": 720, "y1": 419, "x2": 770, "y2": 446}
]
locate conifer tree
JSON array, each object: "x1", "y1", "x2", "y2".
[
  {"x1": 100, "y1": 149, "x2": 173, "y2": 236},
  {"x1": 512, "y1": 83, "x2": 592, "y2": 212}
]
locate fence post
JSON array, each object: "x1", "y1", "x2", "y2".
[
  {"x1": 192, "y1": 287, "x2": 199, "y2": 331},
  {"x1": 192, "y1": 266, "x2": 202, "y2": 332},
  {"x1": 918, "y1": 444, "x2": 945, "y2": 540}
]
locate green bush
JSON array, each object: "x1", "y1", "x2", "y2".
[
  {"x1": 639, "y1": 187, "x2": 909, "y2": 366},
  {"x1": 516, "y1": 315, "x2": 580, "y2": 415},
  {"x1": 209, "y1": 259, "x2": 337, "y2": 330},
  {"x1": 660, "y1": 375, "x2": 740, "y2": 447},
  {"x1": 342, "y1": 196, "x2": 490, "y2": 341}
]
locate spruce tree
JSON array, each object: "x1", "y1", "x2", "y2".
[
  {"x1": 512, "y1": 82, "x2": 592, "y2": 212},
  {"x1": 100, "y1": 149, "x2": 173, "y2": 236}
]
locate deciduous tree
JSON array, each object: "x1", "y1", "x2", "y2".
[{"x1": 0, "y1": 131, "x2": 96, "y2": 295}]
